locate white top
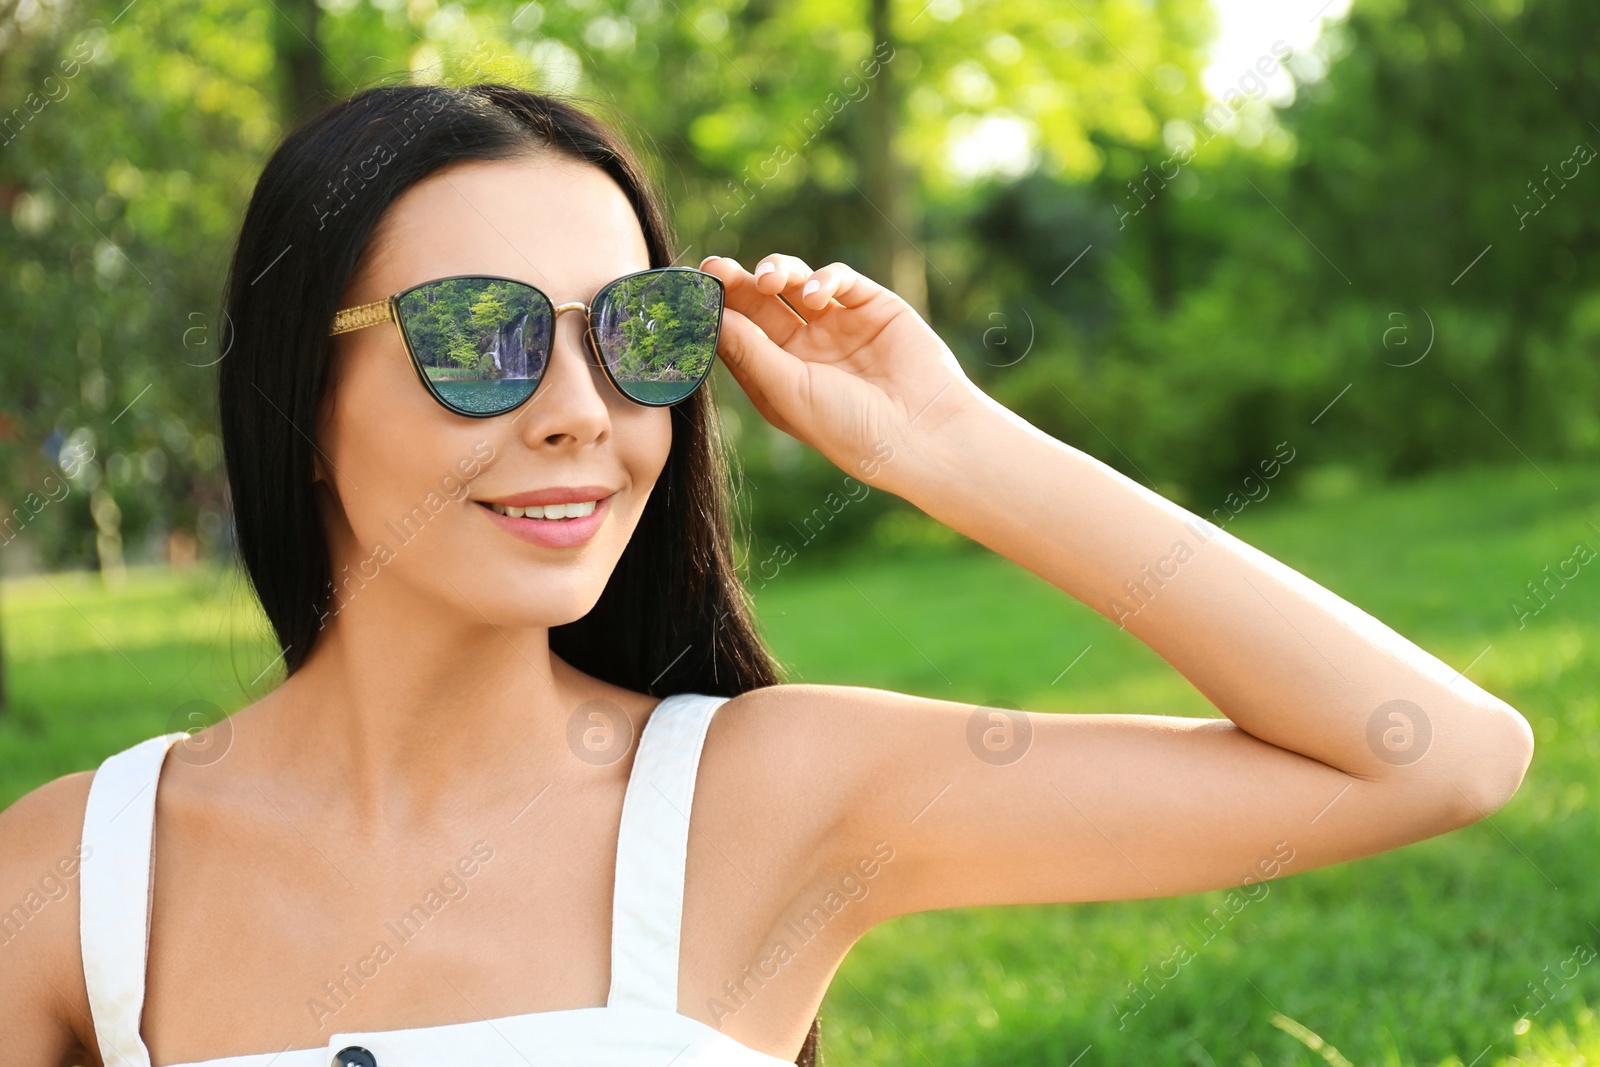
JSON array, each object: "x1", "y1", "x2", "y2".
[{"x1": 78, "y1": 692, "x2": 797, "y2": 1067}]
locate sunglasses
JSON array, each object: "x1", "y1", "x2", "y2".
[{"x1": 327, "y1": 266, "x2": 725, "y2": 417}]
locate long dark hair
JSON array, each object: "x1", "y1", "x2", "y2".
[{"x1": 216, "y1": 81, "x2": 821, "y2": 1065}]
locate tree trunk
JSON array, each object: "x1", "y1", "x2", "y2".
[
  {"x1": 273, "y1": 0, "x2": 329, "y2": 126},
  {"x1": 863, "y1": 0, "x2": 928, "y2": 319}
]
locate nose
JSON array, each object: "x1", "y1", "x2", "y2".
[{"x1": 512, "y1": 302, "x2": 612, "y2": 445}]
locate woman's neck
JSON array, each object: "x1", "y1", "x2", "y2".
[{"x1": 225, "y1": 582, "x2": 609, "y2": 840}]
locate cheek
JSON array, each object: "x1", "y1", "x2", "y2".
[
  {"x1": 320, "y1": 339, "x2": 484, "y2": 544},
  {"x1": 621, "y1": 407, "x2": 674, "y2": 496}
]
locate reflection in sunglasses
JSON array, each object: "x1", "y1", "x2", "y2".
[{"x1": 386, "y1": 269, "x2": 723, "y2": 414}]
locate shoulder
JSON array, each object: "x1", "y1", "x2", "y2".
[
  {"x1": 0, "y1": 769, "x2": 103, "y2": 1065},
  {"x1": 708, "y1": 682, "x2": 900, "y2": 776},
  {"x1": 0, "y1": 768, "x2": 97, "y2": 955},
  {"x1": 712, "y1": 682, "x2": 972, "y2": 772},
  {"x1": 692, "y1": 684, "x2": 961, "y2": 930},
  {"x1": 698, "y1": 682, "x2": 958, "y2": 839}
]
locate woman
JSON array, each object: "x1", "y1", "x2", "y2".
[{"x1": 0, "y1": 82, "x2": 1533, "y2": 1067}]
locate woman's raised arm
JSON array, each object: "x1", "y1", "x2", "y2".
[{"x1": 700, "y1": 251, "x2": 1534, "y2": 920}]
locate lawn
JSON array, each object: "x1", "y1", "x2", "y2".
[{"x1": 2, "y1": 460, "x2": 1596, "y2": 1065}]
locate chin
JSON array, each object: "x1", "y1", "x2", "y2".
[{"x1": 457, "y1": 577, "x2": 609, "y2": 629}]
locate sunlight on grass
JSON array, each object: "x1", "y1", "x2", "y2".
[{"x1": 0, "y1": 562, "x2": 278, "y2": 797}]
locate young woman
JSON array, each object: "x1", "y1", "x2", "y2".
[{"x1": 0, "y1": 83, "x2": 1533, "y2": 1067}]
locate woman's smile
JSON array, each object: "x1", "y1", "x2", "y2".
[{"x1": 475, "y1": 490, "x2": 615, "y2": 548}]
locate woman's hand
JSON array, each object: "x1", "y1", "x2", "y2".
[{"x1": 698, "y1": 252, "x2": 981, "y2": 496}]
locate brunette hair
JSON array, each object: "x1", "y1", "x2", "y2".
[{"x1": 215, "y1": 81, "x2": 820, "y2": 1065}]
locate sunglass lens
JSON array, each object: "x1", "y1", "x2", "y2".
[
  {"x1": 592, "y1": 270, "x2": 722, "y2": 405},
  {"x1": 395, "y1": 278, "x2": 552, "y2": 415}
]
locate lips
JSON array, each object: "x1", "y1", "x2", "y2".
[
  {"x1": 475, "y1": 493, "x2": 613, "y2": 549},
  {"x1": 478, "y1": 485, "x2": 618, "y2": 509}
]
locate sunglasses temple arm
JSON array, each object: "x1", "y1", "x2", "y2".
[{"x1": 329, "y1": 297, "x2": 395, "y2": 337}]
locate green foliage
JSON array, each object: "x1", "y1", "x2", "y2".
[
  {"x1": 449, "y1": 329, "x2": 481, "y2": 371},
  {"x1": 0, "y1": 0, "x2": 1213, "y2": 570},
  {"x1": 469, "y1": 291, "x2": 509, "y2": 333},
  {"x1": 1, "y1": 0, "x2": 1592, "y2": 572},
  {"x1": 0, "y1": 3, "x2": 279, "y2": 569},
  {"x1": 601, "y1": 276, "x2": 718, "y2": 382},
  {"x1": 889, "y1": 0, "x2": 1600, "y2": 518},
  {"x1": 395, "y1": 277, "x2": 538, "y2": 377}
]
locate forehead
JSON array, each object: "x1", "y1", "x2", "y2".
[{"x1": 364, "y1": 154, "x2": 652, "y2": 303}]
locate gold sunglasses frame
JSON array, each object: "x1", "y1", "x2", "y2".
[{"x1": 326, "y1": 265, "x2": 725, "y2": 417}]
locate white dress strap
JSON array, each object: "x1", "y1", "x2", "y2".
[
  {"x1": 607, "y1": 692, "x2": 731, "y2": 1013},
  {"x1": 79, "y1": 732, "x2": 188, "y2": 1067}
]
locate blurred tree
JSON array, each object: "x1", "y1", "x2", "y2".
[
  {"x1": 1283, "y1": 0, "x2": 1600, "y2": 449},
  {"x1": 0, "y1": 0, "x2": 1215, "y2": 692},
  {"x1": 273, "y1": 0, "x2": 331, "y2": 123},
  {"x1": 953, "y1": 0, "x2": 1600, "y2": 507},
  {"x1": 863, "y1": 0, "x2": 923, "y2": 317}
]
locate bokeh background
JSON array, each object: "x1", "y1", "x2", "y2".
[{"x1": 2, "y1": 0, "x2": 1597, "y2": 1063}]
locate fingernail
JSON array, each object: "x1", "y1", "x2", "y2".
[
  {"x1": 700, "y1": 255, "x2": 720, "y2": 268},
  {"x1": 802, "y1": 279, "x2": 820, "y2": 296},
  {"x1": 753, "y1": 262, "x2": 775, "y2": 277}
]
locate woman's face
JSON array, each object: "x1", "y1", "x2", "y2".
[{"x1": 312, "y1": 153, "x2": 670, "y2": 633}]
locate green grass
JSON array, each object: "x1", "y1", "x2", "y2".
[
  {"x1": 0, "y1": 564, "x2": 280, "y2": 799},
  {"x1": 3, "y1": 460, "x2": 1597, "y2": 1065}
]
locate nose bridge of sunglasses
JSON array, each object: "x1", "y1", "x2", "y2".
[{"x1": 549, "y1": 301, "x2": 608, "y2": 369}]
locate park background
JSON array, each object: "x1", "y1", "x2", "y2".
[{"x1": 2, "y1": 0, "x2": 1598, "y2": 1063}]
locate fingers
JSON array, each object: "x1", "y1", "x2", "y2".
[
  {"x1": 754, "y1": 253, "x2": 890, "y2": 310},
  {"x1": 699, "y1": 255, "x2": 810, "y2": 347},
  {"x1": 710, "y1": 305, "x2": 804, "y2": 438},
  {"x1": 747, "y1": 253, "x2": 817, "y2": 300},
  {"x1": 703, "y1": 251, "x2": 893, "y2": 330},
  {"x1": 806, "y1": 261, "x2": 886, "y2": 310}
]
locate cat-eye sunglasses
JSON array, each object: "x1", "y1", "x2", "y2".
[{"x1": 327, "y1": 266, "x2": 724, "y2": 417}]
